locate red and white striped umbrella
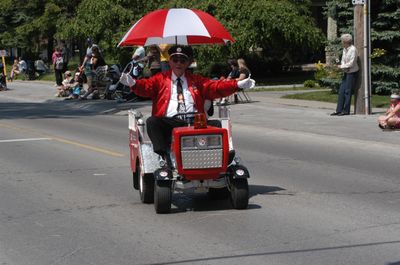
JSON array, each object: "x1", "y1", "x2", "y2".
[{"x1": 118, "y1": 8, "x2": 234, "y2": 47}]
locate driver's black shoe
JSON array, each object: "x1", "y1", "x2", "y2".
[{"x1": 162, "y1": 152, "x2": 174, "y2": 170}]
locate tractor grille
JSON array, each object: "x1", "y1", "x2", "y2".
[
  {"x1": 180, "y1": 134, "x2": 223, "y2": 169},
  {"x1": 181, "y1": 149, "x2": 223, "y2": 169}
]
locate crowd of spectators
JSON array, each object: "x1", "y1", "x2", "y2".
[{"x1": 4, "y1": 40, "x2": 251, "y2": 107}]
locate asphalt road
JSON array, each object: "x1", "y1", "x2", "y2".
[{"x1": 0, "y1": 82, "x2": 399, "y2": 265}]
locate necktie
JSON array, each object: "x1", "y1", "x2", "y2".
[{"x1": 176, "y1": 77, "x2": 186, "y2": 116}]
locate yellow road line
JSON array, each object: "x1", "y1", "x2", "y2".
[
  {"x1": 49, "y1": 136, "x2": 124, "y2": 157},
  {"x1": 0, "y1": 122, "x2": 124, "y2": 157}
]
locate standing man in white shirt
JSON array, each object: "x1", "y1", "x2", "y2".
[{"x1": 331, "y1": 33, "x2": 359, "y2": 116}]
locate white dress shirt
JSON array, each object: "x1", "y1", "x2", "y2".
[
  {"x1": 166, "y1": 72, "x2": 196, "y2": 117},
  {"x1": 339, "y1": 45, "x2": 359, "y2": 73}
]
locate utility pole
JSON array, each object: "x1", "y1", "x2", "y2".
[{"x1": 353, "y1": 0, "x2": 371, "y2": 115}]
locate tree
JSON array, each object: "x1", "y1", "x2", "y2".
[
  {"x1": 0, "y1": 0, "x2": 87, "y2": 59},
  {"x1": 165, "y1": 0, "x2": 325, "y2": 76},
  {"x1": 56, "y1": 0, "x2": 162, "y2": 63},
  {"x1": 370, "y1": 0, "x2": 400, "y2": 94},
  {"x1": 0, "y1": 0, "x2": 325, "y2": 73},
  {"x1": 324, "y1": 0, "x2": 400, "y2": 95}
]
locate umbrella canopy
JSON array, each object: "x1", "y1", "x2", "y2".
[{"x1": 118, "y1": 8, "x2": 234, "y2": 47}]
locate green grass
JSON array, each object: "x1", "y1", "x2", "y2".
[
  {"x1": 252, "y1": 86, "x2": 322, "y2": 92},
  {"x1": 282, "y1": 90, "x2": 390, "y2": 108}
]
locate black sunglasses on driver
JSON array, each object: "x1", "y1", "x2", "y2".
[{"x1": 171, "y1": 56, "x2": 188, "y2": 64}]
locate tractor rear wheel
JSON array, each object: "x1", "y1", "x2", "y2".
[
  {"x1": 139, "y1": 171, "x2": 154, "y2": 203},
  {"x1": 154, "y1": 180, "x2": 172, "y2": 213}
]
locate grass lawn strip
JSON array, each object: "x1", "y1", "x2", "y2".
[{"x1": 282, "y1": 90, "x2": 389, "y2": 108}]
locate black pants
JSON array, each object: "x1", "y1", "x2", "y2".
[
  {"x1": 336, "y1": 72, "x2": 358, "y2": 114},
  {"x1": 54, "y1": 69, "x2": 63, "y2": 86},
  {"x1": 146, "y1": 116, "x2": 222, "y2": 156},
  {"x1": 146, "y1": 116, "x2": 187, "y2": 156}
]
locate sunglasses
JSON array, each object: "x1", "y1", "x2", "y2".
[{"x1": 172, "y1": 57, "x2": 188, "y2": 64}]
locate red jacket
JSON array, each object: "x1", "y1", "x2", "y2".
[{"x1": 131, "y1": 70, "x2": 238, "y2": 117}]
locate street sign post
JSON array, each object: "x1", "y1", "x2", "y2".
[{"x1": 0, "y1": 50, "x2": 8, "y2": 88}]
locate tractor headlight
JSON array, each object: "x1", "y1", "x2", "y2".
[
  {"x1": 181, "y1": 135, "x2": 222, "y2": 150},
  {"x1": 235, "y1": 169, "x2": 245, "y2": 176},
  {"x1": 181, "y1": 137, "x2": 196, "y2": 149},
  {"x1": 207, "y1": 135, "x2": 221, "y2": 148},
  {"x1": 159, "y1": 170, "x2": 169, "y2": 178}
]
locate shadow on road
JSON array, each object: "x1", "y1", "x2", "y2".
[
  {"x1": 144, "y1": 240, "x2": 400, "y2": 265},
  {"x1": 170, "y1": 193, "x2": 256, "y2": 213},
  {"x1": 0, "y1": 100, "x2": 151, "y2": 119},
  {"x1": 249, "y1": 184, "x2": 287, "y2": 198},
  {"x1": 169, "y1": 184, "x2": 284, "y2": 213}
]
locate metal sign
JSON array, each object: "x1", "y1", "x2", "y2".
[
  {"x1": 352, "y1": 0, "x2": 365, "y2": 4},
  {"x1": 0, "y1": 50, "x2": 8, "y2": 57}
]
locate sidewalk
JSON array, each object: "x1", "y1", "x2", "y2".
[{"x1": 2, "y1": 80, "x2": 385, "y2": 115}]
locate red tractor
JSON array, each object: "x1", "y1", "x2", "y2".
[{"x1": 129, "y1": 106, "x2": 249, "y2": 213}]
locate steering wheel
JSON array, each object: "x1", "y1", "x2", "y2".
[{"x1": 172, "y1": 112, "x2": 198, "y2": 125}]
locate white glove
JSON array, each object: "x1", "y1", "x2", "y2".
[
  {"x1": 119, "y1": 72, "x2": 136, "y2": 87},
  {"x1": 237, "y1": 75, "x2": 255, "y2": 90}
]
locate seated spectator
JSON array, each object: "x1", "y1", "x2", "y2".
[
  {"x1": 80, "y1": 45, "x2": 106, "y2": 100},
  {"x1": 34, "y1": 58, "x2": 49, "y2": 76},
  {"x1": 9, "y1": 58, "x2": 27, "y2": 81},
  {"x1": 9, "y1": 59, "x2": 20, "y2": 81},
  {"x1": 18, "y1": 57, "x2": 27, "y2": 73},
  {"x1": 65, "y1": 72, "x2": 84, "y2": 100},
  {"x1": 220, "y1": 58, "x2": 251, "y2": 104},
  {"x1": 56, "y1": 71, "x2": 73, "y2": 97},
  {"x1": 378, "y1": 90, "x2": 400, "y2": 129},
  {"x1": 219, "y1": 59, "x2": 240, "y2": 104}
]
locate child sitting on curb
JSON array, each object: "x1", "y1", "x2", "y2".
[
  {"x1": 65, "y1": 72, "x2": 84, "y2": 100},
  {"x1": 378, "y1": 90, "x2": 400, "y2": 129},
  {"x1": 56, "y1": 71, "x2": 73, "y2": 97}
]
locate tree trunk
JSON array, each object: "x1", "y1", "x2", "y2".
[{"x1": 326, "y1": 15, "x2": 337, "y2": 65}]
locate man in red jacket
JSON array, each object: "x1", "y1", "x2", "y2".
[{"x1": 120, "y1": 45, "x2": 255, "y2": 163}]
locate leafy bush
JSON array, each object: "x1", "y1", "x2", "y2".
[
  {"x1": 314, "y1": 61, "x2": 327, "y2": 85},
  {"x1": 314, "y1": 61, "x2": 342, "y2": 92},
  {"x1": 373, "y1": 81, "x2": 399, "y2": 95},
  {"x1": 303, "y1": 80, "x2": 316, "y2": 88},
  {"x1": 203, "y1": 61, "x2": 230, "y2": 79},
  {"x1": 320, "y1": 78, "x2": 342, "y2": 93},
  {"x1": 371, "y1": 64, "x2": 400, "y2": 95}
]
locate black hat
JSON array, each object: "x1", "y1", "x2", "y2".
[{"x1": 168, "y1": 45, "x2": 193, "y2": 59}]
